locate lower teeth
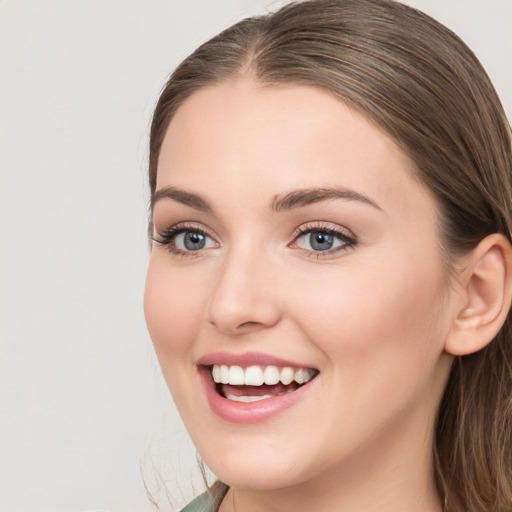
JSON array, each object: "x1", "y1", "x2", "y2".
[
  {"x1": 224, "y1": 388, "x2": 295, "y2": 403},
  {"x1": 225, "y1": 394, "x2": 274, "y2": 403}
]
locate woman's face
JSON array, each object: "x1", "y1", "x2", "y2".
[{"x1": 145, "y1": 81, "x2": 456, "y2": 493}]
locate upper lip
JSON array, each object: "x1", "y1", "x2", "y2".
[{"x1": 197, "y1": 351, "x2": 317, "y2": 370}]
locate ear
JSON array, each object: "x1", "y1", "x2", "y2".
[{"x1": 445, "y1": 233, "x2": 512, "y2": 356}]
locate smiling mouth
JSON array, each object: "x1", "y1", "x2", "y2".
[{"x1": 210, "y1": 364, "x2": 319, "y2": 403}]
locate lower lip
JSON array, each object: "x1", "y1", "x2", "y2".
[{"x1": 199, "y1": 367, "x2": 316, "y2": 424}]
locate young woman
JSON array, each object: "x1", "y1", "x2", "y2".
[{"x1": 144, "y1": 0, "x2": 512, "y2": 510}]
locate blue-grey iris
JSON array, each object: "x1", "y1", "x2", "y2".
[
  {"x1": 310, "y1": 231, "x2": 334, "y2": 251},
  {"x1": 184, "y1": 231, "x2": 206, "y2": 250}
]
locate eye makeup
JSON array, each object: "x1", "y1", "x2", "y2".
[
  {"x1": 152, "y1": 221, "x2": 218, "y2": 256},
  {"x1": 290, "y1": 221, "x2": 357, "y2": 258},
  {"x1": 153, "y1": 219, "x2": 357, "y2": 259}
]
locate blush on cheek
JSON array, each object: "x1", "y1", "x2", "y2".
[
  {"x1": 288, "y1": 259, "x2": 443, "y2": 369},
  {"x1": 144, "y1": 269, "x2": 207, "y2": 360}
]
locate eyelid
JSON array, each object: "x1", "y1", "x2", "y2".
[
  {"x1": 152, "y1": 221, "x2": 220, "y2": 256},
  {"x1": 290, "y1": 221, "x2": 356, "y2": 241},
  {"x1": 289, "y1": 221, "x2": 357, "y2": 256},
  {"x1": 153, "y1": 221, "x2": 214, "y2": 237}
]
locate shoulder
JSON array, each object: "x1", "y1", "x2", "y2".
[{"x1": 179, "y1": 492, "x2": 217, "y2": 512}]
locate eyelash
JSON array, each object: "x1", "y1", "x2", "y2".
[
  {"x1": 291, "y1": 222, "x2": 357, "y2": 258},
  {"x1": 152, "y1": 222, "x2": 215, "y2": 257},
  {"x1": 152, "y1": 221, "x2": 357, "y2": 258}
]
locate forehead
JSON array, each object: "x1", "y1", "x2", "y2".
[{"x1": 156, "y1": 80, "x2": 434, "y2": 220}]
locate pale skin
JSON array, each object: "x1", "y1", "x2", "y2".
[{"x1": 144, "y1": 79, "x2": 512, "y2": 512}]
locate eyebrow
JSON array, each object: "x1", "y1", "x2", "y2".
[
  {"x1": 151, "y1": 185, "x2": 382, "y2": 213},
  {"x1": 270, "y1": 187, "x2": 382, "y2": 213},
  {"x1": 151, "y1": 186, "x2": 213, "y2": 213}
]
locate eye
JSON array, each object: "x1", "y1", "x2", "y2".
[
  {"x1": 152, "y1": 223, "x2": 218, "y2": 256},
  {"x1": 175, "y1": 230, "x2": 212, "y2": 251},
  {"x1": 291, "y1": 223, "x2": 356, "y2": 255}
]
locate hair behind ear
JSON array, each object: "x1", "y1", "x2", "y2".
[{"x1": 435, "y1": 318, "x2": 512, "y2": 511}]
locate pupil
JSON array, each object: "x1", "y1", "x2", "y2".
[
  {"x1": 310, "y1": 231, "x2": 333, "y2": 251},
  {"x1": 184, "y1": 231, "x2": 205, "y2": 250}
]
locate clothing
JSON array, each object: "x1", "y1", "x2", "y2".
[{"x1": 179, "y1": 492, "x2": 217, "y2": 512}]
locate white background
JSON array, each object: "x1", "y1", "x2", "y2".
[{"x1": 1, "y1": 1, "x2": 511, "y2": 511}]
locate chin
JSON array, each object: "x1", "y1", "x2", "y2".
[
  {"x1": 191, "y1": 431, "x2": 316, "y2": 491},
  {"x1": 208, "y1": 458, "x2": 306, "y2": 491}
]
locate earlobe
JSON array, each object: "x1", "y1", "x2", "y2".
[{"x1": 445, "y1": 234, "x2": 512, "y2": 356}]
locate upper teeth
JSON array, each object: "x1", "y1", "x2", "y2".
[{"x1": 211, "y1": 365, "x2": 315, "y2": 386}]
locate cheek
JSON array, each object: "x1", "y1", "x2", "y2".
[
  {"x1": 144, "y1": 257, "x2": 206, "y2": 359},
  {"x1": 285, "y1": 254, "x2": 447, "y2": 378},
  {"x1": 144, "y1": 257, "x2": 213, "y2": 421},
  {"x1": 279, "y1": 257, "x2": 449, "y2": 455}
]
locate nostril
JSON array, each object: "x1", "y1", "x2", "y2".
[
  {"x1": 207, "y1": 316, "x2": 274, "y2": 335},
  {"x1": 238, "y1": 321, "x2": 263, "y2": 330}
]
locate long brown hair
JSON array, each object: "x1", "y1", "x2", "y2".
[{"x1": 148, "y1": 1, "x2": 512, "y2": 510}]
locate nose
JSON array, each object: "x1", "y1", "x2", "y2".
[{"x1": 206, "y1": 249, "x2": 282, "y2": 335}]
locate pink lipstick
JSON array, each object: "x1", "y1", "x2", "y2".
[{"x1": 197, "y1": 352, "x2": 318, "y2": 424}]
